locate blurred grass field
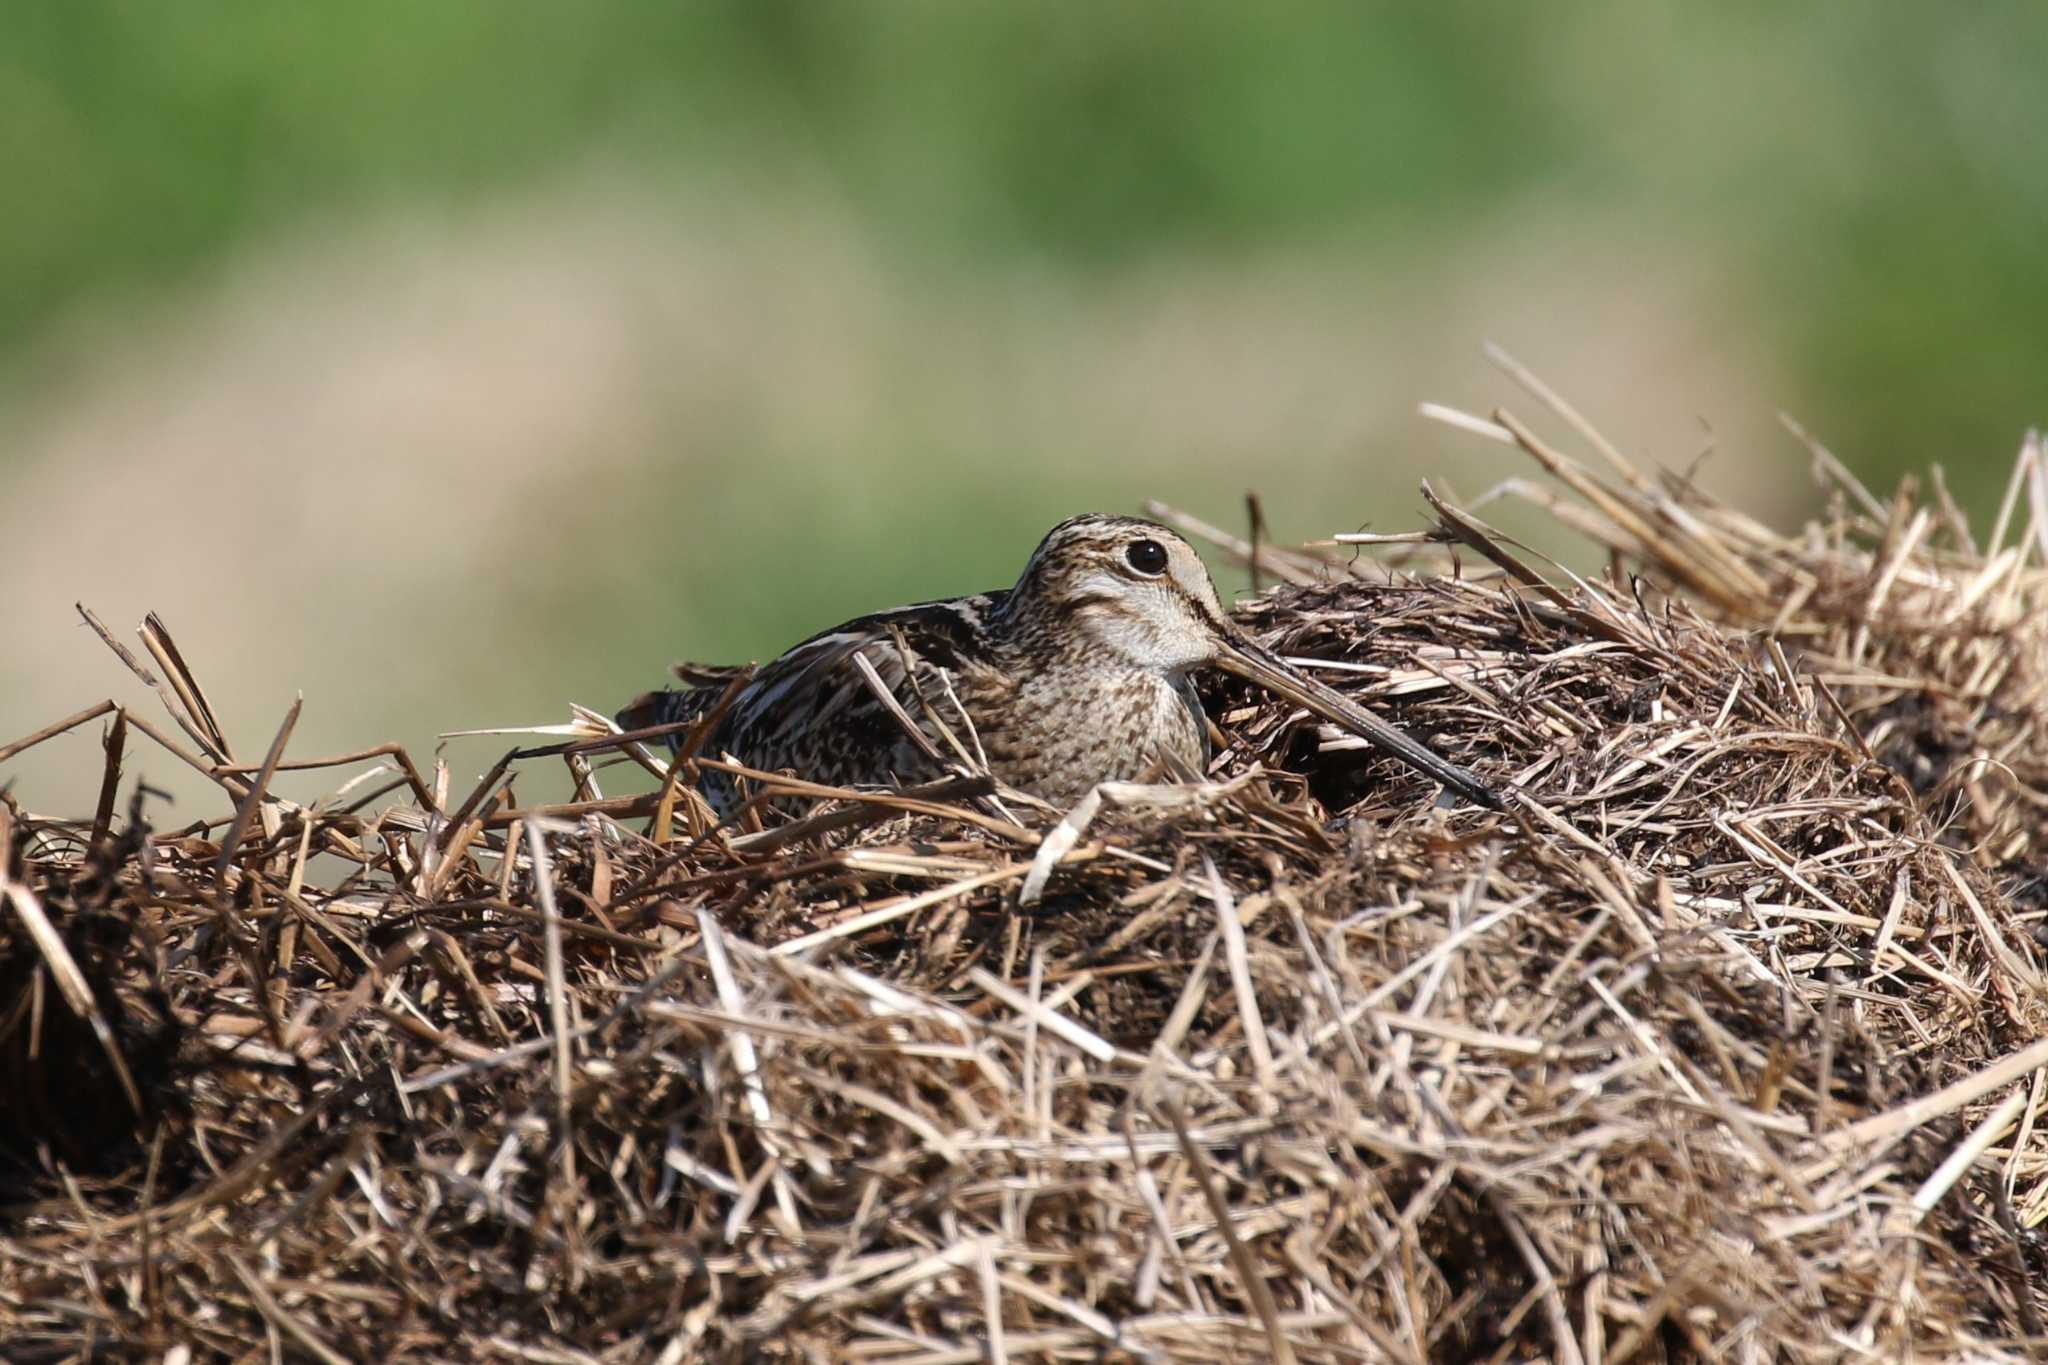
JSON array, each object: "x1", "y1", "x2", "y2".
[{"x1": 3, "y1": 4, "x2": 2045, "y2": 814}]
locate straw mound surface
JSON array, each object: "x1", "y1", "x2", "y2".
[{"x1": 3, "y1": 401, "x2": 2047, "y2": 1362}]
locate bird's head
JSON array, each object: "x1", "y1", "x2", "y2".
[
  {"x1": 1008, "y1": 514, "x2": 1227, "y2": 672},
  {"x1": 1006, "y1": 512, "x2": 1503, "y2": 809}
]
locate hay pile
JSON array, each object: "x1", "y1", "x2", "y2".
[{"x1": 4, "y1": 384, "x2": 2047, "y2": 1361}]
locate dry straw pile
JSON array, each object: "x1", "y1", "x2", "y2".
[{"x1": 4, "y1": 374, "x2": 2047, "y2": 1361}]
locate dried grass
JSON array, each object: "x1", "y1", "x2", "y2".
[{"x1": 4, "y1": 372, "x2": 2047, "y2": 1361}]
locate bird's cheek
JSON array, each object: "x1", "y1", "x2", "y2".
[
  {"x1": 1136, "y1": 625, "x2": 1201, "y2": 672},
  {"x1": 1170, "y1": 630, "x2": 1214, "y2": 671},
  {"x1": 1085, "y1": 609, "x2": 1166, "y2": 667}
]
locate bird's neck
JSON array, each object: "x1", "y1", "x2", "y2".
[{"x1": 988, "y1": 595, "x2": 1171, "y2": 687}]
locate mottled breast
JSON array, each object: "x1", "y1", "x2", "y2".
[{"x1": 969, "y1": 665, "x2": 1209, "y2": 805}]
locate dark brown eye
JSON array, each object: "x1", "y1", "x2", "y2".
[{"x1": 1125, "y1": 538, "x2": 1169, "y2": 576}]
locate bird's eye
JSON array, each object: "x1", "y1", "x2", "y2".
[{"x1": 1124, "y1": 538, "x2": 1169, "y2": 576}]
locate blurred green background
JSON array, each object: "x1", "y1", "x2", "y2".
[{"x1": 4, "y1": 3, "x2": 2045, "y2": 814}]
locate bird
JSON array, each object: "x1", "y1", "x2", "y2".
[{"x1": 617, "y1": 514, "x2": 1500, "y2": 817}]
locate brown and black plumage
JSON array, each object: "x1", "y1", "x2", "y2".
[{"x1": 618, "y1": 514, "x2": 1499, "y2": 815}]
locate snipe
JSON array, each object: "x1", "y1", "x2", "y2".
[{"x1": 618, "y1": 514, "x2": 1499, "y2": 815}]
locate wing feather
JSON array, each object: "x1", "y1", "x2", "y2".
[{"x1": 631, "y1": 591, "x2": 1007, "y2": 807}]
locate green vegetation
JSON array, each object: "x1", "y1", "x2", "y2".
[{"x1": 4, "y1": 4, "x2": 2043, "y2": 500}]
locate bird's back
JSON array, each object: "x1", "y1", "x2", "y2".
[{"x1": 618, "y1": 591, "x2": 1012, "y2": 814}]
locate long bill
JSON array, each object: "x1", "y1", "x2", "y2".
[{"x1": 1210, "y1": 629, "x2": 1503, "y2": 811}]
